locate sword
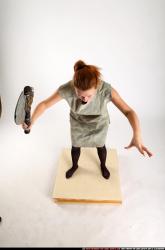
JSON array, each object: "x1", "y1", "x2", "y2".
[{"x1": 14, "y1": 86, "x2": 34, "y2": 134}]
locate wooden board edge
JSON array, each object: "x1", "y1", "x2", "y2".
[{"x1": 53, "y1": 197, "x2": 122, "y2": 204}]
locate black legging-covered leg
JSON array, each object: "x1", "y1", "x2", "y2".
[
  {"x1": 66, "y1": 146, "x2": 81, "y2": 178},
  {"x1": 97, "y1": 145, "x2": 110, "y2": 179}
]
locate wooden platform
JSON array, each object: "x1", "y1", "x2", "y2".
[{"x1": 52, "y1": 148, "x2": 122, "y2": 204}]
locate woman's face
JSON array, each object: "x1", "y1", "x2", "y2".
[{"x1": 75, "y1": 87, "x2": 97, "y2": 104}]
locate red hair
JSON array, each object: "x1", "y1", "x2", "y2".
[{"x1": 72, "y1": 60, "x2": 102, "y2": 90}]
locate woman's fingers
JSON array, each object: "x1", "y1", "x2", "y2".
[
  {"x1": 22, "y1": 123, "x2": 31, "y2": 130},
  {"x1": 125, "y1": 142, "x2": 153, "y2": 158},
  {"x1": 22, "y1": 123, "x2": 26, "y2": 129},
  {"x1": 142, "y1": 146, "x2": 153, "y2": 157},
  {"x1": 124, "y1": 143, "x2": 132, "y2": 149},
  {"x1": 135, "y1": 145, "x2": 153, "y2": 157},
  {"x1": 137, "y1": 145, "x2": 145, "y2": 156}
]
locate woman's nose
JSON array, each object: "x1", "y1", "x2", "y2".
[{"x1": 82, "y1": 96, "x2": 87, "y2": 101}]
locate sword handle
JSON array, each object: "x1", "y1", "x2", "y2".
[
  {"x1": 23, "y1": 86, "x2": 34, "y2": 134},
  {"x1": 24, "y1": 112, "x2": 31, "y2": 134}
]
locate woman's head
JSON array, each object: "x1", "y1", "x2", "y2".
[{"x1": 72, "y1": 60, "x2": 102, "y2": 103}]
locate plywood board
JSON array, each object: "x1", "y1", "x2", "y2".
[{"x1": 52, "y1": 148, "x2": 122, "y2": 204}]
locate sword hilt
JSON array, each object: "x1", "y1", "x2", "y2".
[{"x1": 23, "y1": 86, "x2": 34, "y2": 134}]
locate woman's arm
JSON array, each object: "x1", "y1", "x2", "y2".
[
  {"x1": 22, "y1": 90, "x2": 63, "y2": 130},
  {"x1": 111, "y1": 87, "x2": 153, "y2": 157}
]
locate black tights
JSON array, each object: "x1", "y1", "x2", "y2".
[
  {"x1": 97, "y1": 145, "x2": 110, "y2": 179},
  {"x1": 65, "y1": 145, "x2": 110, "y2": 179},
  {"x1": 66, "y1": 146, "x2": 81, "y2": 178}
]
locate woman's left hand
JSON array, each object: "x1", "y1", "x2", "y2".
[{"x1": 125, "y1": 136, "x2": 153, "y2": 157}]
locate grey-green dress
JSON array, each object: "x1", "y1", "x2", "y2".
[{"x1": 58, "y1": 80, "x2": 112, "y2": 147}]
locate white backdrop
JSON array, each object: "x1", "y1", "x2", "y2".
[
  {"x1": 0, "y1": 0, "x2": 165, "y2": 247},
  {"x1": 0, "y1": 0, "x2": 165, "y2": 121}
]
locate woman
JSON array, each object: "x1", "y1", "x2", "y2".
[{"x1": 23, "y1": 60, "x2": 153, "y2": 179}]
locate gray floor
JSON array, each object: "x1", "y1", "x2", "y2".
[{"x1": 0, "y1": 117, "x2": 164, "y2": 247}]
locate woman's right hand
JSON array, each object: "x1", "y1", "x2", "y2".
[{"x1": 22, "y1": 122, "x2": 32, "y2": 131}]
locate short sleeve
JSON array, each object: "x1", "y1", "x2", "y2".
[
  {"x1": 101, "y1": 81, "x2": 112, "y2": 102},
  {"x1": 57, "y1": 81, "x2": 73, "y2": 100}
]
